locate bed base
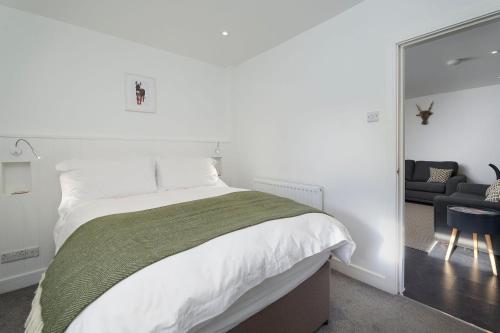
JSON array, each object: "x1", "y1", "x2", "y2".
[{"x1": 228, "y1": 262, "x2": 330, "y2": 333}]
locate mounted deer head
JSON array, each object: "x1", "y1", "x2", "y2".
[{"x1": 416, "y1": 101, "x2": 434, "y2": 125}]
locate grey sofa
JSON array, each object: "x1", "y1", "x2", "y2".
[
  {"x1": 405, "y1": 160, "x2": 466, "y2": 205},
  {"x1": 434, "y1": 183, "x2": 500, "y2": 255}
]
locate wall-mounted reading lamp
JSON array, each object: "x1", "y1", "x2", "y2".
[
  {"x1": 213, "y1": 141, "x2": 222, "y2": 158},
  {"x1": 212, "y1": 142, "x2": 222, "y2": 177},
  {"x1": 10, "y1": 138, "x2": 41, "y2": 159}
]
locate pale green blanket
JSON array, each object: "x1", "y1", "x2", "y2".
[{"x1": 26, "y1": 191, "x2": 322, "y2": 333}]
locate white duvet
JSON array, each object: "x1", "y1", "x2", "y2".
[{"x1": 53, "y1": 186, "x2": 355, "y2": 333}]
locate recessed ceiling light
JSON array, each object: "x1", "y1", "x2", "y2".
[
  {"x1": 446, "y1": 58, "x2": 461, "y2": 66},
  {"x1": 490, "y1": 50, "x2": 499, "y2": 55},
  {"x1": 221, "y1": 31, "x2": 229, "y2": 37}
]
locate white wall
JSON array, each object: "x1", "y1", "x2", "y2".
[
  {"x1": 230, "y1": 0, "x2": 500, "y2": 293},
  {"x1": 0, "y1": 6, "x2": 230, "y2": 140},
  {"x1": 2, "y1": 1, "x2": 500, "y2": 295},
  {"x1": 405, "y1": 84, "x2": 500, "y2": 184},
  {"x1": 0, "y1": 6, "x2": 232, "y2": 292}
]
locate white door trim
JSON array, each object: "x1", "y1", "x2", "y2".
[{"x1": 395, "y1": 11, "x2": 500, "y2": 294}]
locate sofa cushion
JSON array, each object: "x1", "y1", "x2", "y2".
[
  {"x1": 405, "y1": 160, "x2": 415, "y2": 181},
  {"x1": 450, "y1": 192, "x2": 485, "y2": 201},
  {"x1": 457, "y1": 183, "x2": 489, "y2": 196},
  {"x1": 406, "y1": 190, "x2": 440, "y2": 204},
  {"x1": 485, "y1": 180, "x2": 500, "y2": 202},
  {"x1": 413, "y1": 161, "x2": 458, "y2": 182},
  {"x1": 486, "y1": 180, "x2": 500, "y2": 196},
  {"x1": 427, "y1": 167, "x2": 453, "y2": 183},
  {"x1": 406, "y1": 181, "x2": 445, "y2": 193}
]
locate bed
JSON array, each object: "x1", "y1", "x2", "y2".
[{"x1": 26, "y1": 157, "x2": 355, "y2": 333}]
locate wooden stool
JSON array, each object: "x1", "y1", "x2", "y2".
[{"x1": 446, "y1": 206, "x2": 500, "y2": 276}]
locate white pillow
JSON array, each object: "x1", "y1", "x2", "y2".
[
  {"x1": 56, "y1": 158, "x2": 157, "y2": 213},
  {"x1": 156, "y1": 157, "x2": 219, "y2": 190}
]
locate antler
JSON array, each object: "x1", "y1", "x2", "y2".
[
  {"x1": 428, "y1": 101, "x2": 434, "y2": 112},
  {"x1": 416, "y1": 104, "x2": 423, "y2": 116}
]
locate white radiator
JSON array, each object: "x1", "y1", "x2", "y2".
[{"x1": 253, "y1": 178, "x2": 323, "y2": 210}]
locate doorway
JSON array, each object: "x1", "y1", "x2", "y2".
[{"x1": 397, "y1": 11, "x2": 500, "y2": 331}]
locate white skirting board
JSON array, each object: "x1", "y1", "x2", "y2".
[
  {"x1": 330, "y1": 258, "x2": 396, "y2": 294},
  {"x1": 0, "y1": 267, "x2": 45, "y2": 294}
]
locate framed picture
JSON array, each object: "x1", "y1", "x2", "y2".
[{"x1": 125, "y1": 73, "x2": 156, "y2": 113}]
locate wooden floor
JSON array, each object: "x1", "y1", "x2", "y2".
[{"x1": 404, "y1": 245, "x2": 500, "y2": 332}]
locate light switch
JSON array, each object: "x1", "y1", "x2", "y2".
[{"x1": 367, "y1": 111, "x2": 379, "y2": 123}]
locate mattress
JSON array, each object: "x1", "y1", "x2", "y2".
[
  {"x1": 51, "y1": 186, "x2": 354, "y2": 333},
  {"x1": 190, "y1": 250, "x2": 331, "y2": 333}
]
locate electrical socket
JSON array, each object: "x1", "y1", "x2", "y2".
[
  {"x1": 1, "y1": 247, "x2": 39, "y2": 264},
  {"x1": 26, "y1": 247, "x2": 39, "y2": 258}
]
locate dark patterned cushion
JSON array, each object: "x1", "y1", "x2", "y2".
[
  {"x1": 427, "y1": 168, "x2": 453, "y2": 183},
  {"x1": 486, "y1": 180, "x2": 500, "y2": 202}
]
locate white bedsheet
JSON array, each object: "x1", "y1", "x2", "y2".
[
  {"x1": 191, "y1": 250, "x2": 331, "y2": 333},
  {"x1": 55, "y1": 186, "x2": 355, "y2": 333}
]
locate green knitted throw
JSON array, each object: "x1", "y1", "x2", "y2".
[{"x1": 28, "y1": 191, "x2": 322, "y2": 333}]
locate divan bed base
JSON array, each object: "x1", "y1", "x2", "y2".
[{"x1": 228, "y1": 262, "x2": 330, "y2": 333}]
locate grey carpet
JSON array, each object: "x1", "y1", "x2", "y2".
[
  {"x1": 0, "y1": 267, "x2": 482, "y2": 333},
  {"x1": 405, "y1": 202, "x2": 437, "y2": 253},
  {"x1": 0, "y1": 284, "x2": 35, "y2": 333},
  {"x1": 318, "y1": 269, "x2": 482, "y2": 333}
]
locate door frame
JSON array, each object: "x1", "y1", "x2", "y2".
[{"x1": 395, "y1": 11, "x2": 500, "y2": 294}]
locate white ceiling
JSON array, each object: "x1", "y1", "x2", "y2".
[
  {"x1": 0, "y1": 0, "x2": 363, "y2": 66},
  {"x1": 405, "y1": 19, "x2": 500, "y2": 99}
]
